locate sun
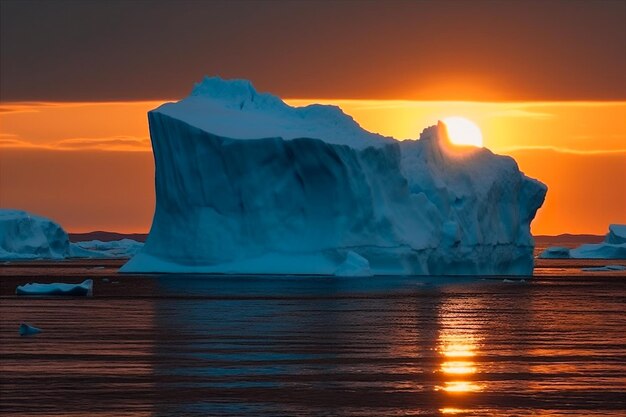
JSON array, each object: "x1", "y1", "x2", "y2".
[{"x1": 442, "y1": 117, "x2": 484, "y2": 147}]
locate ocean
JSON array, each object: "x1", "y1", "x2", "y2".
[{"x1": 1, "y1": 259, "x2": 625, "y2": 416}]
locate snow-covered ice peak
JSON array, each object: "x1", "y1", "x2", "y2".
[
  {"x1": 157, "y1": 76, "x2": 391, "y2": 149},
  {"x1": 190, "y1": 76, "x2": 287, "y2": 111}
]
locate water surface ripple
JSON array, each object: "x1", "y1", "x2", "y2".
[{"x1": 1, "y1": 263, "x2": 625, "y2": 416}]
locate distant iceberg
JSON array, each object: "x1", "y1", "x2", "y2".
[
  {"x1": 71, "y1": 239, "x2": 144, "y2": 258},
  {"x1": 122, "y1": 77, "x2": 547, "y2": 275},
  {"x1": 0, "y1": 209, "x2": 70, "y2": 260},
  {"x1": 540, "y1": 224, "x2": 626, "y2": 259},
  {"x1": 538, "y1": 246, "x2": 571, "y2": 259},
  {"x1": 582, "y1": 265, "x2": 626, "y2": 272},
  {"x1": 0, "y1": 209, "x2": 143, "y2": 260}
]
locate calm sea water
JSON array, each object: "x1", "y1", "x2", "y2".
[{"x1": 1, "y1": 259, "x2": 625, "y2": 416}]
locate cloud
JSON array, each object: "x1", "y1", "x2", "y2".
[
  {"x1": 489, "y1": 109, "x2": 555, "y2": 120},
  {"x1": 0, "y1": 137, "x2": 39, "y2": 148},
  {"x1": 497, "y1": 145, "x2": 626, "y2": 155},
  {"x1": 0, "y1": 136, "x2": 151, "y2": 152},
  {"x1": 52, "y1": 136, "x2": 151, "y2": 151}
]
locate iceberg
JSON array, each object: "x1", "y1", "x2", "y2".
[
  {"x1": 0, "y1": 208, "x2": 144, "y2": 260},
  {"x1": 539, "y1": 224, "x2": 626, "y2": 259},
  {"x1": 122, "y1": 76, "x2": 547, "y2": 275},
  {"x1": 570, "y1": 243, "x2": 626, "y2": 259},
  {"x1": 606, "y1": 224, "x2": 626, "y2": 244},
  {"x1": 16, "y1": 279, "x2": 93, "y2": 296},
  {"x1": 538, "y1": 246, "x2": 571, "y2": 259},
  {"x1": 71, "y1": 239, "x2": 144, "y2": 258},
  {"x1": 582, "y1": 265, "x2": 626, "y2": 272},
  {"x1": 19, "y1": 323, "x2": 42, "y2": 336},
  {"x1": 0, "y1": 209, "x2": 70, "y2": 260}
]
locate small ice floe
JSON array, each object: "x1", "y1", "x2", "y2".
[
  {"x1": 19, "y1": 323, "x2": 42, "y2": 336},
  {"x1": 502, "y1": 278, "x2": 527, "y2": 283},
  {"x1": 16, "y1": 279, "x2": 93, "y2": 296},
  {"x1": 582, "y1": 265, "x2": 626, "y2": 272}
]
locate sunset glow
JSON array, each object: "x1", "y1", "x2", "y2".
[{"x1": 1, "y1": 100, "x2": 625, "y2": 234}]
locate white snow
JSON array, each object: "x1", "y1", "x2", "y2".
[
  {"x1": 334, "y1": 251, "x2": 373, "y2": 277},
  {"x1": 0, "y1": 209, "x2": 70, "y2": 260},
  {"x1": 16, "y1": 279, "x2": 93, "y2": 296},
  {"x1": 19, "y1": 323, "x2": 42, "y2": 336},
  {"x1": 157, "y1": 76, "x2": 390, "y2": 149},
  {"x1": 121, "y1": 76, "x2": 547, "y2": 275}
]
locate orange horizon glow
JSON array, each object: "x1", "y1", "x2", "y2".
[{"x1": 1, "y1": 99, "x2": 625, "y2": 235}]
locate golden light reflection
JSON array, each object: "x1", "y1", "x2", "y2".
[
  {"x1": 440, "y1": 407, "x2": 471, "y2": 414},
  {"x1": 439, "y1": 381, "x2": 484, "y2": 393},
  {"x1": 436, "y1": 334, "x2": 482, "y2": 395},
  {"x1": 441, "y1": 361, "x2": 476, "y2": 375}
]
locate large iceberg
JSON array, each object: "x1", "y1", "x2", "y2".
[
  {"x1": 122, "y1": 77, "x2": 547, "y2": 275},
  {"x1": 539, "y1": 224, "x2": 626, "y2": 259}
]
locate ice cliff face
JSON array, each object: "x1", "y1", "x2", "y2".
[{"x1": 121, "y1": 76, "x2": 547, "y2": 275}]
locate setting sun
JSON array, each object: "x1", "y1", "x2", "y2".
[{"x1": 442, "y1": 117, "x2": 484, "y2": 147}]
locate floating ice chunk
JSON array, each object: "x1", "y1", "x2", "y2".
[
  {"x1": 582, "y1": 265, "x2": 626, "y2": 272},
  {"x1": 16, "y1": 279, "x2": 93, "y2": 296},
  {"x1": 538, "y1": 246, "x2": 571, "y2": 259},
  {"x1": 19, "y1": 323, "x2": 42, "y2": 336},
  {"x1": 335, "y1": 251, "x2": 373, "y2": 277}
]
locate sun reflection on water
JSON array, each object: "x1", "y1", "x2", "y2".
[{"x1": 436, "y1": 333, "x2": 483, "y2": 396}]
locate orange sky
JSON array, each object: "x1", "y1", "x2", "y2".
[{"x1": 1, "y1": 100, "x2": 625, "y2": 235}]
